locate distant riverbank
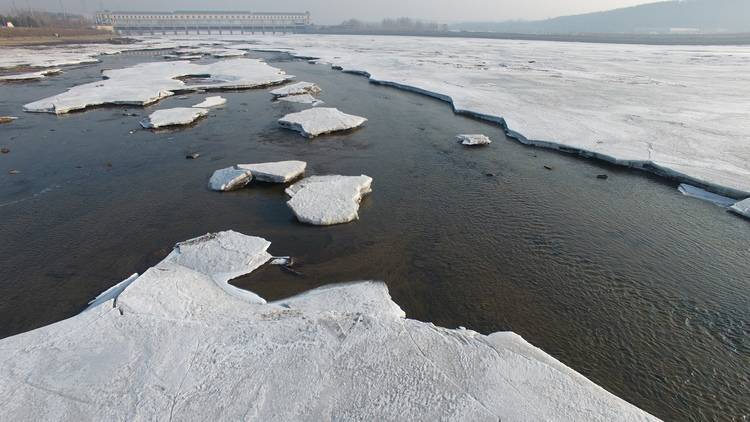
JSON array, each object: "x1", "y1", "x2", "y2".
[{"x1": 0, "y1": 27, "x2": 129, "y2": 47}]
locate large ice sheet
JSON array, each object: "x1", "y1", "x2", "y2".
[
  {"x1": 278, "y1": 107, "x2": 367, "y2": 138},
  {"x1": 24, "y1": 58, "x2": 292, "y2": 114},
  {"x1": 0, "y1": 230, "x2": 659, "y2": 421},
  {"x1": 246, "y1": 34, "x2": 750, "y2": 197},
  {"x1": 286, "y1": 175, "x2": 373, "y2": 225}
]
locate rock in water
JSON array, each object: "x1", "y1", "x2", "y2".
[
  {"x1": 193, "y1": 96, "x2": 227, "y2": 108},
  {"x1": 729, "y1": 198, "x2": 750, "y2": 219},
  {"x1": 236, "y1": 160, "x2": 306, "y2": 183},
  {"x1": 141, "y1": 107, "x2": 209, "y2": 129},
  {"x1": 457, "y1": 134, "x2": 492, "y2": 146},
  {"x1": 0, "y1": 230, "x2": 660, "y2": 421},
  {"x1": 286, "y1": 175, "x2": 373, "y2": 225},
  {"x1": 270, "y1": 81, "x2": 321, "y2": 98},
  {"x1": 277, "y1": 93, "x2": 324, "y2": 106},
  {"x1": 209, "y1": 167, "x2": 253, "y2": 191},
  {"x1": 278, "y1": 108, "x2": 367, "y2": 138}
]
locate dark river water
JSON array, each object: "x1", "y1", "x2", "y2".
[{"x1": 0, "y1": 50, "x2": 748, "y2": 422}]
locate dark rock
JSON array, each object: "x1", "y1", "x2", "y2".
[
  {"x1": 186, "y1": 153, "x2": 201, "y2": 160},
  {"x1": 597, "y1": 174, "x2": 609, "y2": 180},
  {"x1": 8, "y1": 170, "x2": 20, "y2": 175},
  {"x1": 1, "y1": 148, "x2": 9, "y2": 154},
  {"x1": 544, "y1": 165, "x2": 553, "y2": 170}
]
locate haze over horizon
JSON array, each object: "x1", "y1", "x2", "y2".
[{"x1": 0, "y1": 0, "x2": 657, "y2": 24}]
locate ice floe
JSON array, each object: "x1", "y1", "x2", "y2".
[
  {"x1": 277, "y1": 93, "x2": 324, "y2": 106},
  {"x1": 24, "y1": 59, "x2": 292, "y2": 114},
  {"x1": 208, "y1": 167, "x2": 253, "y2": 191},
  {"x1": 0, "y1": 68, "x2": 62, "y2": 81},
  {"x1": 141, "y1": 107, "x2": 209, "y2": 129},
  {"x1": 457, "y1": 134, "x2": 492, "y2": 146},
  {"x1": 247, "y1": 34, "x2": 750, "y2": 197},
  {"x1": 193, "y1": 96, "x2": 227, "y2": 108},
  {"x1": 270, "y1": 81, "x2": 321, "y2": 98},
  {"x1": 278, "y1": 107, "x2": 367, "y2": 138},
  {"x1": 729, "y1": 198, "x2": 750, "y2": 219},
  {"x1": 286, "y1": 175, "x2": 372, "y2": 225},
  {"x1": 677, "y1": 184, "x2": 736, "y2": 207},
  {"x1": 0, "y1": 230, "x2": 658, "y2": 421},
  {"x1": 237, "y1": 160, "x2": 307, "y2": 183},
  {"x1": 0, "y1": 116, "x2": 18, "y2": 124}
]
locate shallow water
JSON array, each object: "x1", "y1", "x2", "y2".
[{"x1": 0, "y1": 51, "x2": 748, "y2": 421}]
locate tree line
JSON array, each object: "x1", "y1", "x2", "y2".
[
  {"x1": 338, "y1": 17, "x2": 448, "y2": 32},
  {"x1": 1, "y1": 11, "x2": 89, "y2": 28}
]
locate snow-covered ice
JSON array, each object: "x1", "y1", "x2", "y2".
[
  {"x1": 270, "y1": 81, "x2": 321, "y2": 98},
  {"x1": 286, "y1": 175, "x2": 373, "y2": 225},
  {"x1": 677, "y1": 184, "x2": 736, "y2": 207},
  {"x1": 277, "y1": 93, "x2": 324, "y2": 106},
  {"x1": 278, "y1": 107, "x2": 367, "y2": 138},
  {"x1": 24, "y1": 59, "x2": 292, "y2": 114},
  {"x1": 208, "y1": 167, "x2": 253, "y2": 191},
  {"x1": 457, "y1": 134, "x2": 492, "y2": 146},
  {"x1": 729, "y1": 198, "x2": 750, "y2": 219},
  {"x1": 237, "y1": 160, "x2": 307, "y2": 183},
  {"x1": 246, "y1": 34, "x2": 750, "y2": 197},
  {"x1": 0, "y1": 230, "x2": 658, "y2": 421},
  {"x1": 0, "y1": 68, "x2": 62, "y2": 81},
  {"x1": 141, "y1": 107, "x2": 209, "y2": 129},
  {"x1": 193, "y1": 96, "x2": 227, "y2": 108}
]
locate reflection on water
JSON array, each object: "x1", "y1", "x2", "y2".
[{"x1": 0, "y1": 52, "x2": 748, "y2": 422}]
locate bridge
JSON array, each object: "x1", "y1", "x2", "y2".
[{"x1": 95, "y1": 11, "x2": 311, "y2": 35}]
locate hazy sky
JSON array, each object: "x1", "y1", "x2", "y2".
[{"x1": 1, "y1": 0, "x2": 655, "y2": 24}]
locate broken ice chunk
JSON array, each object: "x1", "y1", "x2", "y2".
[
  {"x1": 193, "y1": 96, "x2": 227, "y2": 108},
  {"x1": 236, "y1": 160, "x2": 306, "y2": 183},
  {"x1": 278, "y1": 108, "x2": 367, "y2": 138},
  {"x1": 209, "y1": 167, "x2": 253, "y2": 192},
  {"x1": 0, "y1": 68, "x2": 62, "y2": 81},
  {"x1": 677, "y1": 184, "x2": 736, "y2": 207},
  {"x1": 286, "y1": 175, "x2": 373, "y2": 225},
  {"x1": 141, "y1": 107, "x2": 209, "y2": 129},
  {"x1": 270, "y1": 81, "x2": 321, "y2": 98},
  {"x1": 729, "y1": 198, "x2": 750, "y2": 219},
  {"x1": 0, "y1": 116, "x2": 18, "y2": 124},
  {"x1": 457, "y1": 134, "x2": 492, "y2": 146}
]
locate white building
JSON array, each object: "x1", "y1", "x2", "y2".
[{"x1": 95, "y1": 11, "x2": 311, "y2": 35}]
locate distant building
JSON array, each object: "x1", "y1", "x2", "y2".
[{"x1": 95, "y1": 11, "x2": 311, "y2": 35}]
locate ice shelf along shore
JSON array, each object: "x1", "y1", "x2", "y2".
[
  {"x1": 279, "y1": 107, "x2": 367, "y2": 138},
  {"x1": 0, "y1": 231, "x2": 659, "y2": 421},
  {"x1": 23, "y1": 59, "x2": 292, "y2": 114},
  {"x1": 244, "y1": 34, "x2": 750, "y2": 197}
]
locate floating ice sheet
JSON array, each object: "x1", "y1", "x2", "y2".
[
  {"x1": 277, "y1": 93, "x2": 324, "y2": 106},
  {"x1": 278, "y1": 107, "x2": 367, "y2": 138},
  {"x1": 0, "y1": 230, "x2": 659, "y2": 421},
  {"x1": 24, "y1": 59, "x2": 292, "y2": 114},
  {"x1": 193, "y1": 96, "x2": 227, "y2": 108},
  {"x1": 0, "y1": 68, "x2": 62, "y2": 81},
  {"x1": 677, "y1": 184, "x2": 736, "y2": 207},
  {"x1": 286, "y1": 175, "x2": 373, "y2": 225},
  {"x1": 209, "y1": 167, "x2": 253, "y2": 191},
  {"x1": 729, "y1": 198, "x2": 750, "y2": 219},
  {"x1": 141, "y1": 107, "x2": 209, "y2": 129},
  {"x1": 457, "y1": 134, "x2": 492, "y2": 146},
  {"x1": 270, "y1": 81, "x2": 321, "y2": 98},
  {"x1": 237, "y1": 160, "x2": 307, "y2": 183}
]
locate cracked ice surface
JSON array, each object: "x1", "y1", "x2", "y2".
[
  {"x1": 0, "y1": 230, "x2": 658, "y2": 421},
  {"x1": 237, "y1": 160, "x2": 307, "y2": 183},
  {"x1": 286, "y1": 175, "x2": 373, "y2": 225},
  {"x1": 278, "y1": 107, "x2": 367, "y2": 138},
  {"x1": 270, "y1": 81, "x2": 321, "y2": 97},
  {"x1": 24, "y1": 59, "x2": 292, "y2": 114},
  {"x1": 457, "y1": 134, "x2": 492, "y2": 146},
  {"x1": 193, "y1": 96, "x2": 227, "y2": 108},
  {"x1": 141, "y1": 107, "x2": 209, "y2": 129},
  {"x1": 247, "y1": 34, "x2": 750, "y2": 197},
  {"x1": 208, "y1": 167, "x2": 253, "y2": 191},
  {"x1": 729, "y1": 198, "x2": 750, "y2": 219}
]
